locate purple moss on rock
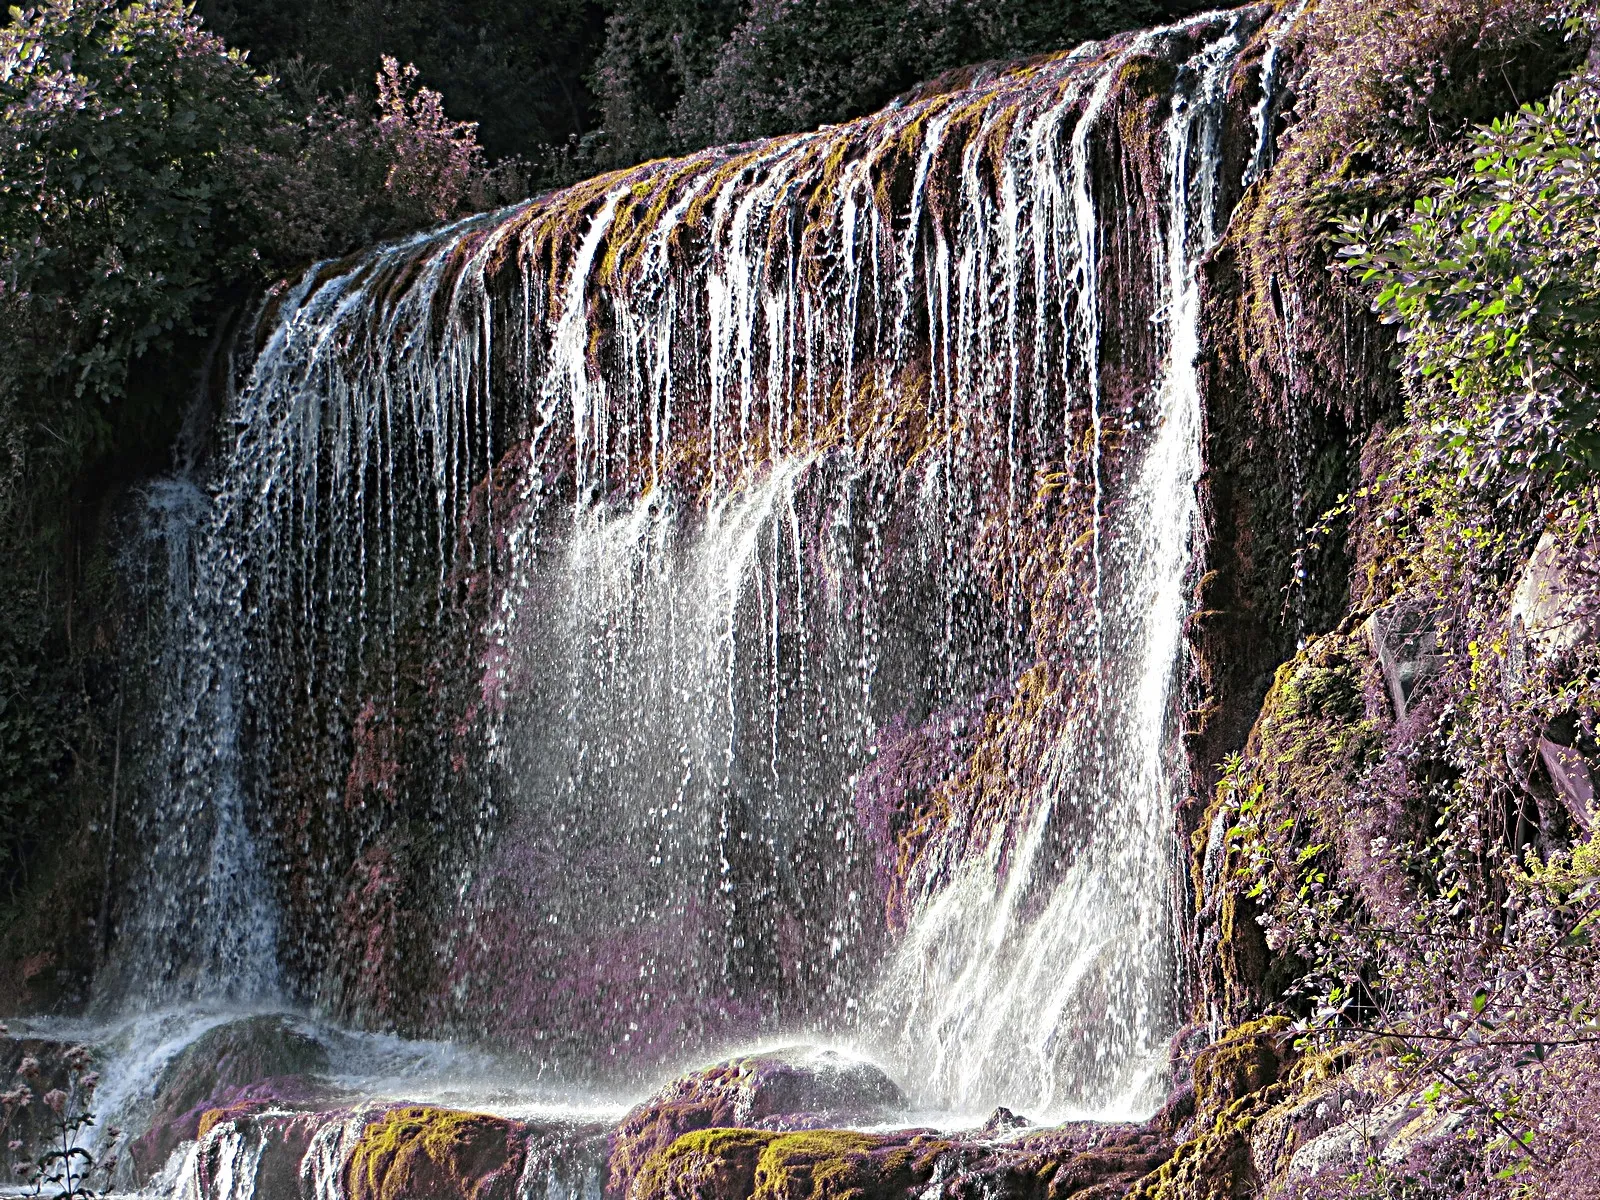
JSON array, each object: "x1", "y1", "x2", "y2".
[{"x1": 129, "y1": 1015, "x2": 332, "y2": 1181}]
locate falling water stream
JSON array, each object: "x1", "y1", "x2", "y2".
[{"x1": 41, "y1": 5, "x2": 1306, "y2": 1193}]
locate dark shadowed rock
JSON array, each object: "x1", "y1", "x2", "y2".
[
  {"x1": 130, "y1": 1014, "x2": 336, "y2": 1180},
  {"x1": 1539, "y1": 734, "x2": 1596, "y2": 832},
  {"x1": 1364, "y1": 598, "x2": 1443, "y2": 721},
  {"x1": 978, "y1": 1106, "x2": 1032, "y2": 1137}
]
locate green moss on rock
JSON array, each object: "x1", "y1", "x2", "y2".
[
  {"x1": 1190, "y1": 1017, "x2": 1294, "y2": 1131},
  {"x1": 628, "y1": 1128, "x2": 778, "y2": 1200},
  {"x1": 1130, "y1": 1020, "x2": 1297, "y2": 1200},
  {"x1": 607, "y1": 1050, "x2": 906, "y2": 1197},
  {"x1": 630, "y1": 1127, "x2": 958, "y2": 1200},
  {"x1": 346, "y1": 1105, "x2": 526, "y2": 1200},
  {"x1": 751, "y1": 1130, "x2": 926, "y2": 1200}
]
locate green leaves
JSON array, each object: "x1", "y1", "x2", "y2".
[
  {"x1": 0, "y1": 0, "x2": 517, "y2": 510},
  {"x1": 1338, "y1": 79, "x2": 1600, "y2": 491}
]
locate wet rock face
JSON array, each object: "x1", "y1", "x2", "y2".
[
  {"x1": 185, "y1": 1109, "x2": 327, "y2": 1200},
  {"x1": 608, "y1": 1048, "x2": 907, "y2": 1195},
  {"x1": 93, "y1": 1024, "x2": 1189, "y2": 1200},
  {"x1": 130, "y1": 1014, "x2": 334, "y2": 1180}
]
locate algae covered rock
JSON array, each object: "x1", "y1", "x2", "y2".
[
  {"x1": 345, "y1": 1105, "x2": 528, "y2": 1200},
  {"x1": 629, "y1": 1127, "x2": 777, "y2": 1200},
  {"x1": 1189, "y1": 1017, "x2": 1294, "y2": 1131},
  {"x1": 608, "y1": 1047, "x2": 907, "y2": 1195},
  {"x1": 630, "y1": 1120, "x2": 1173, "y2": 1200},
  {"x1": 1129, "y1": 1019, "x2": 1298, "y2": 1200},
  {"x1": 628, "y1": 1127, "x2": 949, "y2": 1200},
  {"x1": 611, "y1": 1047, "x2": 1184, "y2": 1200}
]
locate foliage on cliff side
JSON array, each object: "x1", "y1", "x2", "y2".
[
  {"x1": 1197, "y1": 23, "x2": 1600, "y2": 1193},
  {"x1": 1343, "y1": 79, "x2": 1600, "y2": 492}
]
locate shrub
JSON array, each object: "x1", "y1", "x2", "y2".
[
  {"x1": 0, "y1": 0, "x2": 521, "y2": 910},
  {"x1": 1340, "y1": 77, "x2": 1600, "y2": 493}
]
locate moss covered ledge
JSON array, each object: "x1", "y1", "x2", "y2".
[{"x1": 345, "y1": 1105, "x2": 528, "y2": 1200}]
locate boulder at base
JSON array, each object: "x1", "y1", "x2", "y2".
[
  {"x1": 607, "y1": 1047, "x2": 907, "y2": 1195},
  {"x1": 627, "y1": 1121, "x2": 1174, "y2": 1200},
  {"x1": 130, "y1": 1014, "x2": 337, "y2": 1179}
]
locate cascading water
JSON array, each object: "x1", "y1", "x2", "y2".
[
  {"x1": 97, "y1": 3, "x2": 1290, "y2": 1168},
  {"x1": 870, "y1": 17, "x2": 1254, "y2": 1118}
]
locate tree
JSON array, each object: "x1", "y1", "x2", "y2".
[{"x1": 0, "y1": 0, "x2": 513, "y2": 909}]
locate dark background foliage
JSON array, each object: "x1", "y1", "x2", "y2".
[
  {"x1": 194, "y1": 0, "x2": 610, "y2": 164},
  {"x1": 188, "y1": 0, "x2": 1214, "y2": 171}
]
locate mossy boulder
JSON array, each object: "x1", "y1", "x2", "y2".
[
  {"x1": 608, "y1": 1048, "x2": 906, "y2": 1196},
  {"x1": 1127, "y1": 1024, "x2": 1394, "y2": 1200},
  {"x1": 629, "y1": 1128, "x2": 777, "y2": 1200},
  {"x1": 130, "y1": 1014, "x2": 333, "y2": 1180},
  {"x1": 1190, "y1": 1017, "x2": 1294, "y2": 1131},
  {"x1": 345, "y1": 1105, "x2": 527, "y2": 1200},
  {"x1": 749, "y1": 1129, "x2": 933, "y2": 1200},
  {"x1": 630, "y1": 1127, "x2": 951, "y2": 1200},
  {"x1": 633, "y1": 1121, "x2": 1173, "y2": 1200}
]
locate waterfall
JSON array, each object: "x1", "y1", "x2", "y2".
[
  {"x1": 869, "y1": 14, "x2": 1252, "y2": 1118},
  {"x1": 110, "y1": 2, "x2": 1278, "y2": 1121}
]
